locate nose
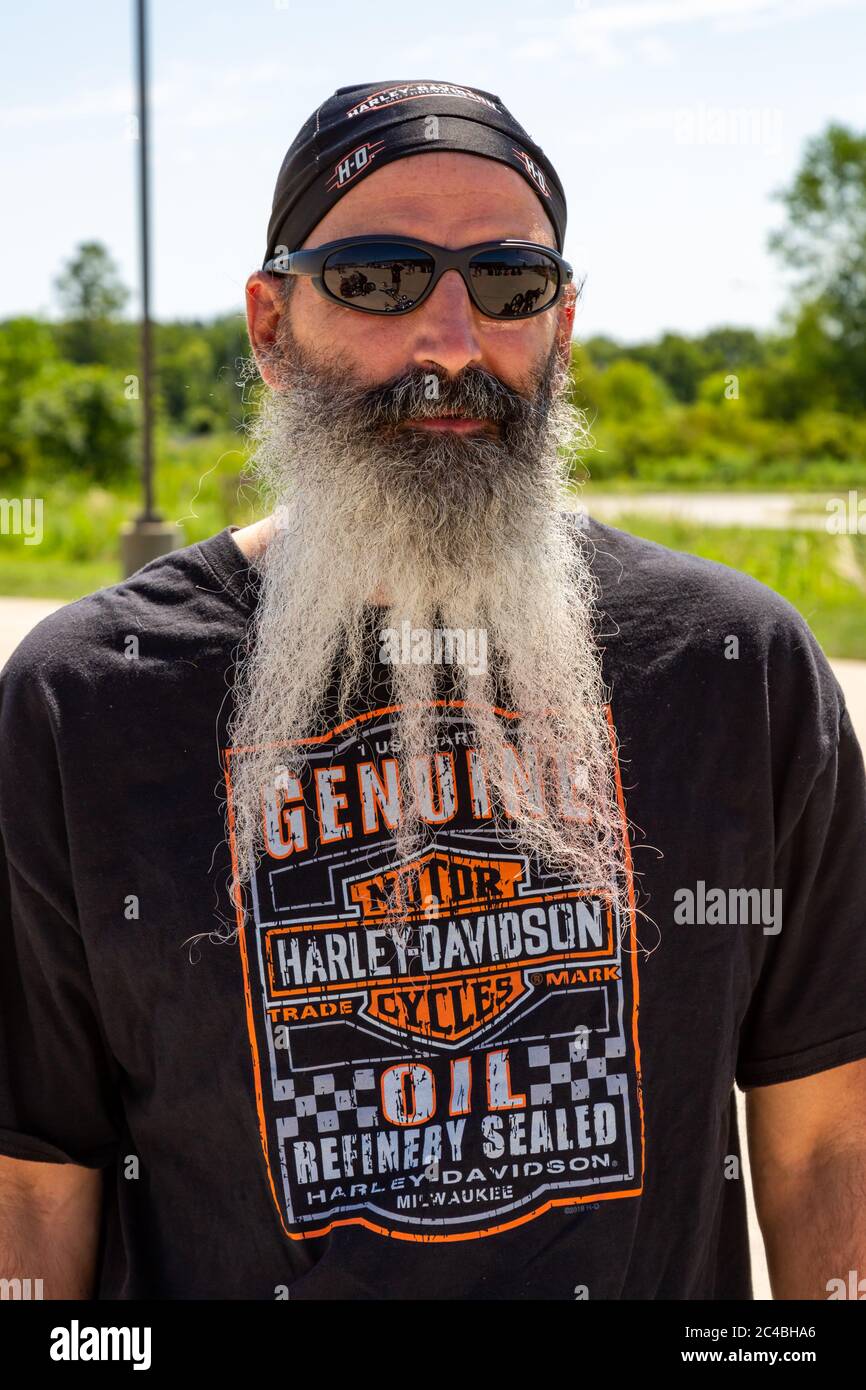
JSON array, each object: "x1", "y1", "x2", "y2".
[{"x1": 408, "y1": 268, "x2": 484, "y2": 377}]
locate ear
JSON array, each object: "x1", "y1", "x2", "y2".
[
  {"x1": 245, "y1": 271, "x2": 287, "y2": 388},
  {"x1": 554, "y1": 281, "x2": 577, "y2": 370}
]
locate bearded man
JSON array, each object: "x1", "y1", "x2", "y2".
[{"x1": 1, "y1": 80, "x2": 866, "y2": 1304}]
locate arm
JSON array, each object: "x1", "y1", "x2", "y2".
[
  {"x1": 0, "y1": 1154, "x2": 103, "y2": 1299},
  {"x1": 746, "y1": 1056, "x2": 866, "y2": 1299}
]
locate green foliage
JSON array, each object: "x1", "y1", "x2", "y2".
[
  {"x1": 795, "y1": 409, "x2": 865, "y2": 460},
  {"x1": 593, "y1": 359, "x2": 672, "y2": 420},
  {"x1": 569, "y1": 134, "x2": 866, "y2": 490},
  {"x1": 53, "y1": 242, "x2": 130, "y2": 364},
  {"x1": 581, "y1": 335, "x2": 624, "y2": 370},
  {"x1": 158, "y1": 336, "x2": 216, "y2": 422},
  {"x1": 731, "y1": 362, "x2": 807, "y2": 421},
  {"x1": 579, "y1": 328, "x2": 767, "y2": 405},
  {"x1": 769, "y1": 123, "x2": 866, "y2": 410},
  {"x1": 698, "y1": 327, "x2": 767, "y2": 372},
  {"x1": 154, "y1": 315, "x2": 251, "y2": 430},
  {"x1": 15, "y1": 362, "x2": 137, "y2": 484},
  {"x1": 629, "y1": 333, "x2": 707, "y2": 403},
  {"x1": 0, "y1": 316, "x2": 59, "y2": 479},
  {"x1": 696, "y1": 371, "x2": 738, "y2": 406},
  {"x1": 570, "y1": 320, "x2": 866, "y2": 488},
  {"x1": 54, "y1": 241, "x2": 129, "y2": 320}
]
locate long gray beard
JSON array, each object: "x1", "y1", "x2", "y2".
[{"x1": 225, "y1": 340, "x2": 630, "y2": 935}]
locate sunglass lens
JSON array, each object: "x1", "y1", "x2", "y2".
[
  {"x1": 469, "y1": 248, "x2": 560, "y2": 317},
  {"x1": 322, "y1": 242, "x2": 435, "y2": 312}
]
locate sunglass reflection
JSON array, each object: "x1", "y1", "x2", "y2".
[{"x1": 322, "y1": 244, "x2": 560, "y2": 318}]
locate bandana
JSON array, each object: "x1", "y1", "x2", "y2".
[{"x1": 262, "y1": 79, "x2": 567, "y2": 264}]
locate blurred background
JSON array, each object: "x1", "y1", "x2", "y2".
[{"x1": 2, "y1": 0, "x2": 865, "y2": 1296}]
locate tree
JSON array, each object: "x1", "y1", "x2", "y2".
[
  {"x1": 53, "y1": 241, "x2": 130, "y2": 364},
  {"x1": 16, "y1": 362, "x2": 137, "y2": 484},
  {"x1": 769, "y1": 123, "x2": 866, "y2": 410},
  {"x1": 630, "y1": 333, "x2": 708, "y2": 403},
  {"x1": 0, "y1": 317, "x2": 59, "y2": 479},
  {"x1": 697, "y1": 327, "x2": 766, "y2": 373},
  {"x1": 581, "y1": 335, "x2": 625, "y2": 369},
  {"x1": 595, "y1": 360, "x2": 671, "y2": 419}
]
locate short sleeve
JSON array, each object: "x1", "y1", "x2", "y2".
[
  {"x1": 736, "y1": 697, "x2": 866, "y2": 1091},
  {"x1": 0, "y1": 633, "x2": 121, "y2": 1166}
]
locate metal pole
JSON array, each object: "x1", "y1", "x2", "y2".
[
  {"x1": 136, "y1": 0, "x2": 156, "y2": 522},
  {"x1": 121, "y1": 0, "x2": 182, "y2": 575}
]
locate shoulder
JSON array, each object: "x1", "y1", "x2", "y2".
[
  {"x1": 0, "y1": 529, "x2": 249, "y2": 710},
  {"x1": 577, "y1": 513, "x2": 847, "y2": 762},
  {"x1": 580, "y1": 513, "x2": 801, "y2": 631},
  {"x1": 578, "y1": 513, "x2": 830, "y2": 662}
]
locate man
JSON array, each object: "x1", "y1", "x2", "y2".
[{"x1": 1, "y1": 80, "x2": 865, "y2": 1302}]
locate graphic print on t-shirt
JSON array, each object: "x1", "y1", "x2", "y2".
[{"x1": 224, "y1": 700, "x2": 644, "y2": 1242}]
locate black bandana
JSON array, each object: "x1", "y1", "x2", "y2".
[{"x1": 263, "y1": 80, "x2": 567, "y2": 264}]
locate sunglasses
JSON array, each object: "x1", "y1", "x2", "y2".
[{"x1": 263, "y1": 236, "x2": 573, "y2": 320}]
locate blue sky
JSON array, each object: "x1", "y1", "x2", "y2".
[{"x1": 3, "y1": 0, "x2": 865, "y2": 341}]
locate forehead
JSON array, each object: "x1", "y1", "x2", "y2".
[{"x1": 302, "y1": 151, "x2": 557, "y2": 249}]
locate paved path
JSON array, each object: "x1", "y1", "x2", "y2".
[
  {"x1": 581, "y1": 490, "x2": 842, "y2": 530},
  {"x1": 831, "y1": 659, "x2": 866, "y2": 745},
  {"x1": 0, "y1": 598, "x2": 74, "y2": 668},
  {"x1": 2, "y1": 596, "x2": 864, "y2": 1300}
]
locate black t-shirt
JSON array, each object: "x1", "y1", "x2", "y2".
[{"x1": 1, "y1": 518, "x2": 865, "y2": 1300}]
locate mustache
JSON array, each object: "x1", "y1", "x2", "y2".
[{"x1": 351, "y1": 364, "x2": 543, "y2": 430}]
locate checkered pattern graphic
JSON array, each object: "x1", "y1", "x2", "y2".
[
  {"x1": 526, "y1": 1034, "x2": 629, "y2": 1107},
  {"x1": 274, "y1": 1033, "x2": 629, "y2": 1143},
  {"x1": 275, "y1": 1066, "x2": 379, "y2": 1140}
]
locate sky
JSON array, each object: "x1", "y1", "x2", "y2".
[{"x1": 3, "y1": 0, "x2": 866, "y2": 343}]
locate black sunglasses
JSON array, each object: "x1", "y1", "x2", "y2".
[{"x1": 263, "y1": 236, "x2": 573, "y2": 320}]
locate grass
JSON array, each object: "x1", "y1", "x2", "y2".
[
  {"x1": 0, "y1": 556, "x2": 116, "y2": 600},
  {"x1": 0, "y1": 429, "x2": 255, "y2": 598},
  {"x1": 575, "y1": 454, "x2": 866, "y2": 493},
  {"x1": 580, "y1": 478, "x2": 859, "y2": 498}
]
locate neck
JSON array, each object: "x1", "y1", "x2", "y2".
[{"x1": 231, "y1": 516, "x2": 392, "y2": 608}]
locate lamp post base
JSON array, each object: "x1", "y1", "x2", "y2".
[{"x1": 120, "y1": 519, "x2": 184, "y2": 578}]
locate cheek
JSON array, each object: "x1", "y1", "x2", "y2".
[
  {"x1": 292, "y1": 289, "x2": 400, "y2": 372},
  {"x1": 476, "y1": 316, "x2": 552, "y2": 342},
  {"x1": 476, "y1": 316, "x2": 556, "y2": 379},
  {"x1": 331, "y1": 316, "x2": 419, "y2": 381}
]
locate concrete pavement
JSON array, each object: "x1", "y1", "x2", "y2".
[
  {"x1": 0, "y1": 598, "x2": 74, "y2": 668},
  {"x1": 582, "y1": 490, "x2": 842, "y2": 530}
]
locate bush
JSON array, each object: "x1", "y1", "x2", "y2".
[
  {"x1": 794, "y1": 410, "x2": 863, "y2": 461},
  {"x1": 594, "y1": 360, "x2": 672, "y2": 420},
  {"x1": 15, "y1": 362, "x2": 138, "y2": 484},
  {"x1": 185, "y1": 405, "x2": 219, "y2": 435},
  {"x1": 697, "y1": 371, "x2": 743, "y2": 406},
  {"x1": 0, "y1": 317, "x2": 60, "y2": 481}
]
